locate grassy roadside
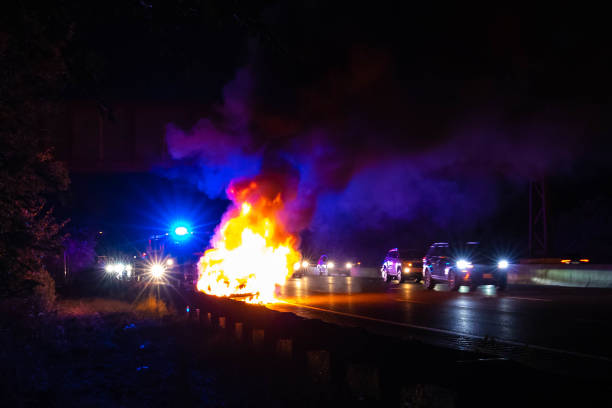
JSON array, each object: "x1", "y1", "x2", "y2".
[
  {"x1": 2, "y1": 293, "x2": 611, "y2": 407},
  {"x1": 0, "y1": 296, "x2": 355, "y2": 407},
  {"x1": 0, "y1": 297, "x2": 225, "y2": 407}
]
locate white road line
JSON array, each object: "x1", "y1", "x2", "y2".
[
  {"x1": 276, "y1": 300, "x2": 611, "y2": 363},
  {"x1": 506, "y1": 296, "x2": 552, "y2": 302},
  {"x1": 394, "y1": 298, "x2": 428, "y2": 304}
]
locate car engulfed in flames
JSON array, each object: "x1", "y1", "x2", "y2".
[{"x1": 196, "y1": 178, "x2": 301, "y2": 303}]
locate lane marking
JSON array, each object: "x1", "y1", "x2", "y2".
[
  {"x1": 276, "y1": 300, "x2": 612, "y2": 363},
  {"x1": 505, "y1": 296, "x2": 551, "y2": 302},
  {"x1": 394, "y1": 298, "x2": 428, "y2": 304}
]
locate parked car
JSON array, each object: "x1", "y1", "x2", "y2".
[
  {"x1": 422, "y1": 242, "x2": 509, "y2": 291},
  {"x1": 292, "y1": 258, "x2": 311, "y2": 278},
  {"x1": 317, "y1": 255, "x2": 330, "y2": 276},
  {"x1": 316, "y1": 255, "x2": 354, "y2": 276},
  {"x1": 381, "y1": 248, "x2": 424, "y2": 283}
]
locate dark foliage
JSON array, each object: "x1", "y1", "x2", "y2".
[{"x1": 0, "y1": 1, "x2": 71, "y2": 306}]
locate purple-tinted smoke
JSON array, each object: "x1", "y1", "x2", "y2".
[
  {"x1": 164, "y1": 54, "x2": 581, "y2": 254},
  {"x1": 165, "y1": 68, "x2": 262, "y2": 198}
]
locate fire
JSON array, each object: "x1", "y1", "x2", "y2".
[{"x1": 196, "y1": 179, "x2": 301, "y2": 303}]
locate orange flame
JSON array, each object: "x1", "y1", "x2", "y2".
[{"x1": 196, "y1": 180, "x2": 301, "y2": 303}]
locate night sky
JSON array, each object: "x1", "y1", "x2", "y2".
[{"x1": 59, "y1": 2, "x2": 612, "y2": 262}]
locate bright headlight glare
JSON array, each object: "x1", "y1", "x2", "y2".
[
  {"x1": 456, "y1": 259, "x2": 472, "y2": 270},
  {"x1": 346, "y1": 262, "x2": 352, "y2": 269},
  {"x1": 293, "y1": 262, "x2": 301, "y2": 271},
  {"x1": 497, "y1": 259, "x2": 509, "y2": 269},
  {"x1": 115, "y1": 263, "x2": 124, "y2": 273},
  {"x1": 302, "y1": 261, "x2": 309, "y2": 268},
  {"x1": 105, "y1": 264, "x2": 114, "y2": 273},
  {"x1": 166, "y1": 259, "x2": 174, "y2": 266},
  {"x1": 150, "y1": 264, "x2": 165, "y2": 278},
  {"x1": 404, "y1": 267, "x2": 410, "y2": 273},
  {"x1": 327, "y1": 262, "x2": 334, "y2": 269}
]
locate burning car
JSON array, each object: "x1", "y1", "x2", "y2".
[{"x1": 196, "y1": 177, "x2": 301, "y2": 303}]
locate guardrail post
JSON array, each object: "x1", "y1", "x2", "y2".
[
  {"x1": 205, "y1": 312, "x2": 212, "y2": 326},
  {"x1": 346, "y1": 364, "x2": 380, "y2": 400},
  {"x1": 276, "y1": 339, "x2": 293, "y2": 359},
  {"x1": 234, "y1": 322, "x2": 243, "y2": 340},
  {"x1": 307, "y1": 350, "x2": 331, "y2": 385},
  {"x1": 252, "y1": 329, "x2": 265, "y2": 350}
]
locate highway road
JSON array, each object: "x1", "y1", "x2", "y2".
[{"x1": 271, "y1": 276, "x2": 612, "y2": 375}]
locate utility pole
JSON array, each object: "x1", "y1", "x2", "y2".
[
  {"x1": 63, "y1": 250, "x2": 68, "y2": 283},
  {"x1": 528, "y1": 180, "x2": 548, "y2": 257}
]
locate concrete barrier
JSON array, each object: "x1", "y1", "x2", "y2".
[
  {"x1": 295, "y1": 263, "x2": 612, "y2": 288},
  {"x1": 509, "y1": 264, "x2": 612, "y2": 288},
  {"x1": 301, "y1": 265, "x2": 381, "y2": 278},
  {"x1": 353, "y1": 267, "x2": 381, "y2": 279}
]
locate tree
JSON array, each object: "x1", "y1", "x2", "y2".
[{"x1": 0, "y1": 1, "x2": 71, "y2": 308}]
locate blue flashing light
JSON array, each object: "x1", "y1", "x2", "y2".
[
  {"x1": 170, "y1": 221, "x2": 192, "y2": 241},
  {"x1": 175, "y1": 226, "x2": 188, "y2": 236}
]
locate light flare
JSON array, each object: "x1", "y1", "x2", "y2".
[{"x1": 150, "y1": 263, "x2": 166, "y2": 278}]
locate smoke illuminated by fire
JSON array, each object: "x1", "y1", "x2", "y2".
[{"x1": 196, "y1": 178, "x2": 301, "y2": 303}]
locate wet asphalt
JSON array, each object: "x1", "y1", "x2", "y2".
[{"x1": 271, "y1": 276, "x2": 612, "y2": 367}]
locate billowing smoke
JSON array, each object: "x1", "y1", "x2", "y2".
[
  {"x1": 165, "y1": 39, "x2": 583, "y2": 260},
  {"x1": 166, "y1": 68, "x2": 262, "y2": 198}
]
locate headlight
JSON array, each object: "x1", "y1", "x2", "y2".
[
  {"x1": 114, "y1": 263, "x2": 125, "y2": 273},
  {"x1": 346, "y1": 262, "x2": 352, "y2": 269},
  {"x1": 404, "y1": 267, "x2": 410, "y2": 273},
  {"x1": 497, "y1": 260, "x2": 509, "y2": 269},
  {"x1": 105, "y1": 264, "x2": 114, "y2": 273},
  {"x1": 327, "y1": 262, "x2": 335, "y2": 269},
  {"x1": 302, "y1": 261, "x2": 309, "y2": 268},
  {"x1": 150, "y1": 264, "x2": 165, "y2": 278},
  {"x1": 293, "y1": 262, "x2": 301, "y2": 271},
  {"x1": 166, "y1": 258, "x2": 174, "y2": 266},
  {"x1": 456, "y1": 259, "x2": 472, "y2": 270}
]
